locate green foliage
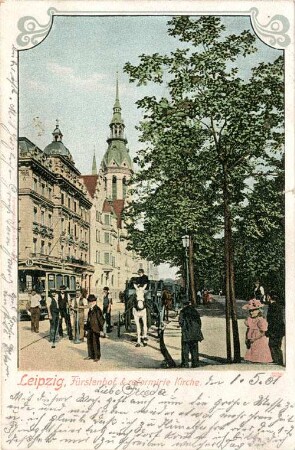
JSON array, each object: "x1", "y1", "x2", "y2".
[{"x1": 123, "y1": 16, "x2": 284, "y2": 298}]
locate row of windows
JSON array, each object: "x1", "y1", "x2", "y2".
[
  {"x1": 95, "y1": 273, "x2": 115, "y2": 287},
  {"x1": 61, "y1": 218, "x2": 88, "y2": 241},
  {"x1": 95, "y1": 251, "x2": 116, "y2": 267},
  {"x1": 33, "y1": 178, "x2": 53, "y2": 199},
  {"x1": 95, "y1": 213, "x2": 114, "y2": 226},
  {"x1": 95, "y1": 230, "x2": 115, "y2": 245},
  {"x1": 33, "y1": 207, "x2": 52, "y2": 227},
  {"x1": 32, "y1": 238, "x2": 87, "y2": 261},
  {"x1": 111, "y1": 177, "x2": 128, "y2": 200}
]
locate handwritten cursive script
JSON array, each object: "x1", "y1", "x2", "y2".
[{"x1": 3, "y1": 373, "x2": 294, "y2": 450}]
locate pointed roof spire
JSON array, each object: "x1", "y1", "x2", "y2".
[
  {"x1": 114, "y1": 71, "x2": 121, "y2": 110},
  {"x1": 92, "y1": 147, "x2": 97, "y2": 174}
]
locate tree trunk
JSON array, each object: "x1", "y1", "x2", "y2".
[
  {"x1": 228, "y1": 226, "x2": 241, "y2": 362},
  {"x1": 189, "y1": 235, "x2": 197, "y2": 305},
  {"x1": 224, "y1": 207, "x2": 232, "y2": 363},
  {"x1": 223, "y1": 165, "x2": 241, "y2": 363}
]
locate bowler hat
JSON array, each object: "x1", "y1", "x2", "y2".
[
  {"x1": 87, "y1": 294, "x2": 97, "y2": 303},
  {"x1": 59, "y1": 285, "x2": 66, "y2": 290}
]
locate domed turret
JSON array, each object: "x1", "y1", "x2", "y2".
[{"x1": 44, "y1": 120, "x2": 73, "y2": 161}]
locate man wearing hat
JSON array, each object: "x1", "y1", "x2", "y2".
[
  {"x1": 242, "y1": 299, "x2": 272, "y2": 363},
  {"x1": 46, "y1": 290, "x2": 60, "y2": 346},
  {"x1": 85, "y1": 294, "x2": 104, "y2": 362},
  {"x1": 58, "y1": 285, "x2": 73, "y2": 340},
  {"x1": 266, "y1": 291, "x2": 285, "y2": 366},
  {"x1": 135, "y1": 268, "x2": 149, "y2": 288},
  {"x1": 179, "y1": 300, "x2": 203, "y2": 368}
]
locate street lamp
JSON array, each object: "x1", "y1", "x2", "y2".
[{"x1": 182, "y1": 235, "x2": 190, "y2": 303}]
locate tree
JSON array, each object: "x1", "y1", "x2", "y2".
[
  {"x1": 124, "y1": 16, "x2": 284, "y2": 362},
  {"x1": 234, "y1": 155, "x2": 285, "y2": 300}
]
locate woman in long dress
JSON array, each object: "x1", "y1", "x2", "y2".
[{"x1": 243, "y1": 298, "x2": 272, "y2": 363}]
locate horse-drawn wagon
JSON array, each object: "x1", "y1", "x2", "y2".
[{"x1": 117, "y1": 278, "x2": 184, "y2": 338}]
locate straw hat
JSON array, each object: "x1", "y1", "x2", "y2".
[{"x1": 242, "y1": 299, "x2": 264, "y2": 310}]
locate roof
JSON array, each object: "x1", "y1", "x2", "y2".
[
  {"x1": 19, "y1": 137, "x2": 42, "y2": 155},
  {"x1": 113, "y1": 199, "x2": 125, "y2": 228},
  {"x1": 102, "y1": 199, "x2": 113, "y2": 213},
  {"x1": 102, "y1": 199, "x2": 125, "y2": 227},
  {"x1": 44, "y1": 141, "x2": 73, "y2": 161},
  {"x1": 81, "y1": 175, "x2": 99, "y2": 198},
  {"x1": 102, "y1": 140, "x2": 133, "y2": 170}
]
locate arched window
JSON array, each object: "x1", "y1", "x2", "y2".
[
  {"x1": 123, "y1": 177, "x2": 128, "y2": 198},
  {"x1": 112, "y1": 176, "x2": 117, "y2": 200}
]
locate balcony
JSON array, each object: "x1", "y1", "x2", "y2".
[
  {"x1": 65, "y1": 256, "x2": 88, "y2": 267},
  {"x1": 32, "y1": 222, "x2": 53, "y2": 238},
  {"x1": 79, "y1": 241, "x2": 89, "y2": 251}
]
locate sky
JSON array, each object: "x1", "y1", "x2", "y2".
[
  {"x1": 19, "y1": 15, "x2": 282, "y2": 175},
  {"x1": 19, "y1": 15, "x2": 282, "y2": 279}
]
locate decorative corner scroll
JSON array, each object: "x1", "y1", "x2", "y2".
[
  {"x1": 250, "y1": 7, "x2": 291, "y2": 49},
  {"x1": 16, "y1": 8, "x2": 57, "y2": 49}
]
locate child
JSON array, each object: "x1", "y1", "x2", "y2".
[{"x1": 242, "y1": 298, "x2": 272, "y2": 363}]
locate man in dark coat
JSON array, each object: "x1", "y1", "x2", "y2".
[
  {"x1": 58, "y1": 285, "x2": 73, "y2": 340},
  {"x1": 266, "y1": 291, "x2": 285, "y2": 366},
  {"x1": 85, "y1": 294, "x2": 104, "y2": 362},
  {"x1": 135, "y1": 269, "x2": 149, "y2": 288},
  {"x1": 179, "y1": 300, "x2": 203, "y2": 368},
  {"x1": 46, "y1": 290, "x2": 60, "y2": 346}
]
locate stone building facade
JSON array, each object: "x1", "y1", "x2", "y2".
[
  {"x1": 18, "y1": 81, "x2": 158, "y2": 302},
  {"x1": 18, "y1": 123, "x2": 94, "y2": 299}
]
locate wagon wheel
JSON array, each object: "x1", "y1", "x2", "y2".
[{"x1": 125, "y1": 307, "x2": 132, "y2": 331}]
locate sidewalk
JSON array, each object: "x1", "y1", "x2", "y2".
[
  {"x1": 18, "y1": 298, "x2": 285, "y2": 372},
  {"x1": 162, "y1": 300, "x2": 286, "y2": 371}
]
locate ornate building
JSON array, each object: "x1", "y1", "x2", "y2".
[
  {"x1": 18, "y1": 122, "x2": 94, "y2": 300},
  {"x1": 18, "y1": 79, "x2": 158, "y2": 303},
  {"x1": 82, "y1": 78, "x2": 158, "y2": 299}
]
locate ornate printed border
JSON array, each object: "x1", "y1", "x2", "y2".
[{"x1": 16, "y1": 7, "x2": 291, "y2": 51}]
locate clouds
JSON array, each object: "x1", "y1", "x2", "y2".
[{"x1": 46, "y1": 61, "x2": 108, "y2": 92}]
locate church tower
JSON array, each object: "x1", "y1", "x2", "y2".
[{"x1": 101, "y1": 74, "x2": 133, "y2": 200}]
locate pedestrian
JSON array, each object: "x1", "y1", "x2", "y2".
[
  {"x1": 242, "y1": 298, "x2": 272, "y2": 363},
  {"x1": 254, "y1": 280, "x2": 265, "y2": 303},
  {"x1": 179, "y1": 299, "x2": 204, "y2": 368},
  {"x1": 71, "y1": 288, "x2": 89, "y2": 342},
  {"x1": 203, "y1": 289, "x2": 210, "y2": 306},
  {"x1": 26, "y1": 290, "x2": 41, "y2": 333},
  {"x1": 266, "y1": 291, "x2": 285, "y2": 366},
  {"x1": 196, "y1": 290, "x2": 202, "y2": 305},
  {"x1": 58, "y1": 285, "x2": 73, "y2": 340},
  {"x1": 102, "y1": 287, "x2": 112, "y2": 336},
  {"x1": 85, "y1": 294, "x2": 104, "y2": 362},
  {"x1": 46, "y1": 291, "x2": 60, "y2": 347}
]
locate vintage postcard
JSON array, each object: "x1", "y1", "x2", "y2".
[{"x1": 1, "y1": 1, "x2": 295, "y2": 449}]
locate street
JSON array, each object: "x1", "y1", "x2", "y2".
[{"x1": 19, "y1": 297, "x2": 285, "y2": 372}]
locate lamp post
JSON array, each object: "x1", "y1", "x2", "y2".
[{"x1": 182, "y1": 235, "x2": 190, "y2": 303}]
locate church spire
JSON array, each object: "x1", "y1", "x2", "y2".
[
  {"x1": 92, "y1": 147, "x2": 97, "y2": 174},
  {"x1": 108, "y1": 73, "x2": 126, "y2": 142}
]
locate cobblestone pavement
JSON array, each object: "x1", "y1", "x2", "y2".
[{"x1": 18, "y1": 297, "x2": 285, "y2": 372}]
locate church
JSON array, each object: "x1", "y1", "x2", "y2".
[
  {"x1": 18, "y1": 78, "x2": 157, "y2": 303},
  {"x1": 81, "y1": 77, "x2": 158, "y2": 299}
]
